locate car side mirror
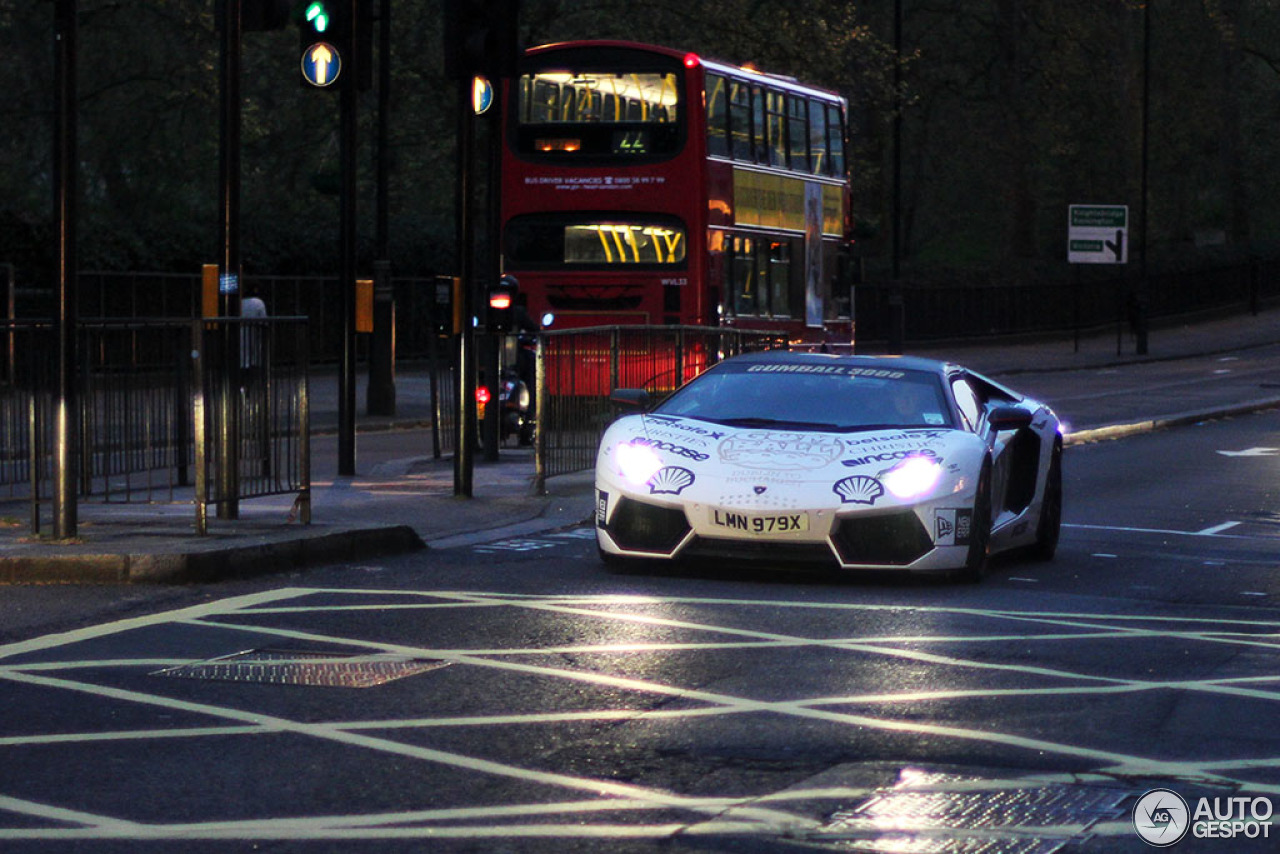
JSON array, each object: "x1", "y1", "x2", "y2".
[
  {"x1": 988, "y1": 405, "x2": 1033, "y2": 431},
  {"x1": 609, "y1": 388, "x2": 650, "y2": 411}
]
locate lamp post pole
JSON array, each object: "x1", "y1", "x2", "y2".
[{"x1": 52, "y1": 0, "x2": 79, "y2": 539}]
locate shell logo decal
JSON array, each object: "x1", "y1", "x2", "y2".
[
  {"x1": 833, "y1": 475, "x2": 884, "y2": 505},
  {"x1": 647, "y1": 466, "x2": 695, "y2": 495}
]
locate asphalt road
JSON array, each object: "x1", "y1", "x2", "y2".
[
  {"x1": 993, "y1": 341, "x2": 1280, "y2": 433},
  {"x1": 1, "y1": 407, "x2": 1278, "y2": 852}
]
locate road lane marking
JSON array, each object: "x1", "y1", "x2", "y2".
[
  {"x1": 0, "y1": 668, "x2": 811, "y2": 832},
  {"x1": 1066, "y1": 522, "x2": 1258, "y2": 538},
  {"x1": 185, "y1": 593, "x2": 1280, "y2": 776},
  {"x1": 0, "y1": 794, "x2": 143, "y2": 831},
  {"x1": 4, "y1": 587, "x2": 1280, "y2": 842},
  {"x1": 0, "y1": 588, "x2": 306, "y2": 663}
]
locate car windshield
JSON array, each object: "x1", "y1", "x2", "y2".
[{"x1": 654, "y1": 362, "x2": 955, "y2": 431}]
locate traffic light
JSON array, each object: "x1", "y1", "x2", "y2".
[
  {"x1": 298, "y1": 0, "x2": 339, "y2": 45},
  {"x1": 487, "y1": 274, "x2": 519, "y2": 332},
  {"x1": 353, "y1": 0, "x2": 374, "y2": 91},
  {"x1": 297, "y1": 0, "x2": 349, "y2": 87},
  {"x1": 244, "y1": 0, "x2": 291, "y2": 31},
  {"x1": 443, "y1": 0, "x2": 522, "y2": 81}
]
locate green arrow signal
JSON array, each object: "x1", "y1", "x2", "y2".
[{"x1": 305, "y1": 1, "x2": 329, "y2": 32}]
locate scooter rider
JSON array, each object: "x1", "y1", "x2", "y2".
[{"x1": 513, "y1": 292, "x2": 538, "y2": 407}]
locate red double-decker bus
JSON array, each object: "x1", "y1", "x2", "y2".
[{"x1": 500, "y1": 40, "x2": 854, "y2": 349}]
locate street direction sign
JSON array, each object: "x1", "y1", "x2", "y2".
[
  {"x1": 1068, "y1": 204, "x2": 1128, "y2": 264},
  {"x1": 301, "y1": 42, "x2": 341, "y2": 87}
]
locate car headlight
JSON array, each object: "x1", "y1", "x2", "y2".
[
  {"x1": 614, "y1": 441, "x2": 664, "y2": 486},
  {"x1": 882, "y1": 455, "x2": 943, "y2": 499}
]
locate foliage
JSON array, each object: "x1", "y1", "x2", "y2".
[{"x1": 1, "y1": 0, "x2": 1279, "y2": 290}]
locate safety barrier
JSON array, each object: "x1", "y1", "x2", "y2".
[
  {"x1": 532, "y1": 326, "x2": 786, "y2": 493},
  {"x1": 0, "y1": 320, "x2": 52, "y2": 531},
  {"x1": 193, "y1": 317, "x2": 311, "y2": 534},
  {"x1": 0, "y1": 318, "x2": 309, "y2": 535}
]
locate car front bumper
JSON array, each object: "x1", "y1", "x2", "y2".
[{"x1": 595, "y1": 487, "x2": 978, "y2": 572}]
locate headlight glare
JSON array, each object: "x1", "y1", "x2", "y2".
[
  {"x1": 882, "y1": 455, "x2": 943, "y2": 499},
  {"x1": 615, "y1": 442, "x2": 663, "y2": 485}
]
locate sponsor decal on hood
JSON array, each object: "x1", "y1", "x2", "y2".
[{"x1": 718, "y1": 430, "x2": 846, "y2": 470}]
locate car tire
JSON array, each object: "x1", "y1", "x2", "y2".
[
  {"x1": 596, "y1": 526, "x2": 638, "y2": 571},
  {"x1": 960, "y1": 458, "x2": 993, "y2": 583},
  {"x1": 1031, "y1": 441, "x2": 1063, "y2": 561},
  {"x1": 597, "y1": 542, "x2": 649, "y2": 573}
]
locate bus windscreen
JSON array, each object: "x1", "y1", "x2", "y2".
[{"x1": 515, "y1": 69, "x2": 684, "y2": 159}]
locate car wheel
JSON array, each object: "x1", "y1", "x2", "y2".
[
  {"x1": 1031, "y1": 441, "x2": 1063, "y2": 561},
  {"x1": 960, "y1": 459, "x2": 993, "y2": 583}
]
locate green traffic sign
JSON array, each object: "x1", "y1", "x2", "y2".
[
  {"x1": 1068, "y1": 204, "x2": 1128, "y2": 264},
  {"x1": 1070, "y1": 206, "x2": 1127, "y2": 228}
]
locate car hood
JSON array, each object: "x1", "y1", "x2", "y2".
[{"x1": 599, "y1": 413, "x2": 984, "y2": 508}]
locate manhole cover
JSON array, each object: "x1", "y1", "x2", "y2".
[
  {"x1": 151, "y1": 648, "x2": 450, "y2": 688},
  {"x1": 816, "y1": 768, "x2": 1130, "y2": 853}
]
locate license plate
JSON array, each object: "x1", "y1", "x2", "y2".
[{"x1": 711, "y1": 509, "x2": 810, "y2": 535}]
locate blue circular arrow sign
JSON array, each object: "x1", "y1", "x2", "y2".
[
  {"x1": 301, "y1": 42, "x2": 342, "y2": 87},
  {"x1": 472, "y1": 77, "x2": 494, "y2": 114}
]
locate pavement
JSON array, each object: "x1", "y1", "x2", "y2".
[{"x1": 2, "y1": 305, "x2": 1278, "y2": 584}]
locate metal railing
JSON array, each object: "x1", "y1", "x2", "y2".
[
  {"x1": 425, "y1": 330, "x2": 458, "y2": 460},
  {"x1": 0, "y1": 318, "x2": 309, "y2": 536},
  {"x1": 0, "y1": 320, "x2": 52, "y2": 531},
  {"x1": 77, "y1": 321, "x2": 197, "y2": 509},
  {"x1": 193, "y1": 317, "x2": 311, "y2": 534},
  {"x1": 7, "y1": 262, "x2": 1278, "y2": 357},
  {"x1": 15, "y1": 272, "x2": 448, "y2": 364},
  {"x1": 853, "y1": 257, "x2": 1280, "y2": 343},
  {"x1": 532, "y1": 325, "x2": 787, "y2": 492}
]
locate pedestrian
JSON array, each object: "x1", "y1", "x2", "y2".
[
  {"x1": 239, "y1": 285, "x2": 271, "y2": 479},
  {"x1": 240, "y1": 285, "x2": 268, "y2": 370}
]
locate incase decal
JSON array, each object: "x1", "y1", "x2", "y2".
[
  {"x1": 628, "y1": 437, "x2": 710, "y2": 462},
  {"x1": 843, "y1": 448, "x2": 941, "y2": 468}
]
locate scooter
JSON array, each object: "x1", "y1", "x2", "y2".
[
  {"x1": 477, "y1": 350, "x2": 535, "y2": 448},
  {"x1": 497, "y1": 367, "x2": 534, "y2": 446}
]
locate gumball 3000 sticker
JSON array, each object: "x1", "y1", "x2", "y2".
[{"x1": 718, "y1": 431, "x2": 845, "y2": 470}]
